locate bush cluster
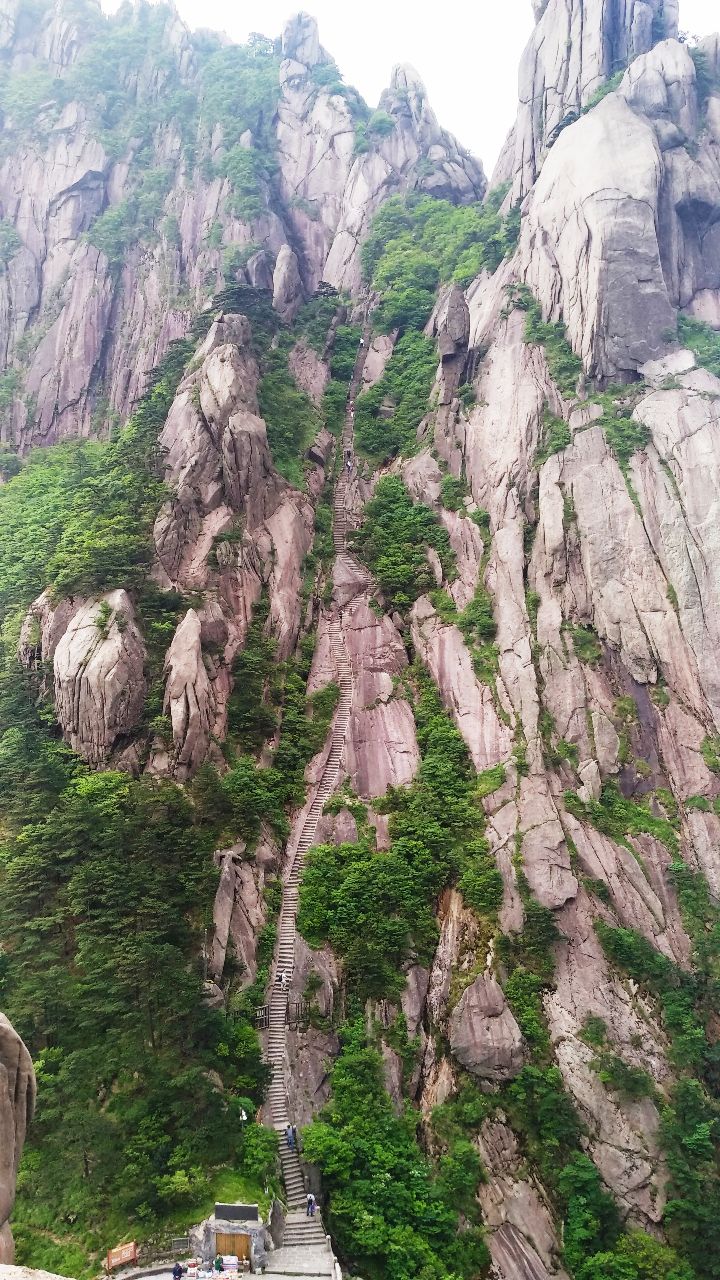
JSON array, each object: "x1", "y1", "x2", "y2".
[{"x1": 350, "y1": 476, "x2": 455, "y2": 610}]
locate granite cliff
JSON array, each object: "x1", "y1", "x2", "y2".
[{"x1": 2, "y1": 2, "x2": 720, "y2": 1279}]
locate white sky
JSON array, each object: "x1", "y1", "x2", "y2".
[{"x1": 101, "y1": 0, "x2": 719, "y2": 175}]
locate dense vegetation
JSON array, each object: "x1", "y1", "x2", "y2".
[
  {"x1": 350, "y1": 476, "x2": 455, "y2": 611},
  {"x1": 361, "y1": 189, "x2": 520, "y2": 331},
  {"x1": 303, "y1": 1022, "x2": 488, "y2": 1280},
  {"x1": 354, "y1": 331, "x2": 439, "y2": 461},
  {"x1": 0, "y1": 735, "x2": 275, "y2": 1275}
]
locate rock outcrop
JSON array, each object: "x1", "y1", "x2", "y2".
[
  {"x1": 0, "y1": 1016, "x2": 35, "y2": 1264},
  {"x1": 52, "y1": 591, "x2": 147, "y2": 765},
  {"x1": 501, "y1": 0, "x2": 678, "y2": 198},
  {"x1": 448, "y1": 973, "x2": 524, "y2": 1080},
  {"x1": 517, "y1": 37, "x2": 720, "y2": 380},
  {"x1": 0, "y1": 5, "x2": 482, "y2": 449}
]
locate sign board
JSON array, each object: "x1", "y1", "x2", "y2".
[
  {"x1": 215, "y1": 1202, "x2": 259, "y2": 1222},
  {"x1": 172, "y1": 1237, "x2": 190, "y2": 1253},
  {"x1": 106, "y1": 1241, "x2": 138, "y2": 1270}
]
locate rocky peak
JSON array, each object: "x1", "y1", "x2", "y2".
[
  {"x1": 499, "y1": 0, "x2": 680, "y2": 197},
  {"x1": 281, "y1": 11, "x2": 327, "y2": 67}
]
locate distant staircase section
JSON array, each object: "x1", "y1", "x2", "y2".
[{"x1": 263, "y1": 324, "x2": 370, "y2": 1249}]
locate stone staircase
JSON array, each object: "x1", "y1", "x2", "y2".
[{"x1": 263, "y1": 325, "x2": 371, "y2": 1259}]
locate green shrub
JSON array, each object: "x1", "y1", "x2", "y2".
[
  {"x1": 258, "y1": 345, "x2": 322, "y2": 485},
  {"x1": 220, "y1": 146, "x2": 270, "y2": 221},
  {"x1": 580, "y1": 1014, "x2": 608, "y2": 1048},
  {"x1": 0, "y1": 68, "x2": 61, "y2": 132},
  {"x1": 690, "y1": 47, "x2": 716, "y2": 107},
  {"x1": 523, "y1": 293, "x2": 583, "y2": 399},
  {"x1": 568, "y1": 623, "x2": 603, "y2": 665},
  {"x1": 351, "y1": 475, "x2": 455, "y2": 610},
  {"x1": 701, "y1": 735, "x2": 720, "y2": 773},
  {"x1": 686, "y1": 794, "x2": 711, "y2": 812},
  {"x1": 577, "y1": 1231, "x2": 695, "y2": 1280},
  {"x1": 599, "y1": 403, "x2": 650, "y2": 476},
  {"x1": 199, "y1": 42, "x2": 280, "y2": 149},
  {"x1": 227, "y1": 597, "x2": 279, "y2": 751},
  {"x1": 322, "y1": 379, "x2": 347, "y2": 435},
  {"x1": 294, "y1": 295, "x2": 338, "y2": 351},
  {"x1": 88, "y1": 168, "x2": 172, "y2": 265},
  {"x1": 329, "y1": 324, "x2": 362, "y2": 380},
  {"x1": 354, "y1": 330, "x2": 438, "y2": 460},
  {"x1": 582, "y1": 70, "x2": 624, "y2": 114},
  {"x1": 564, "y1": 780, "x2": 679, "y2": 854},
  {"x1": 0, "y1": 219, "x2": 21, "y2": 265},
  {"x1": 679, "y1": 315, "x2": 720, "y2": 378},
  {"x1": 591, "y1": 1052, "x2": 656, "y2": 1100},
  {"x1": 559, "y1": 1153, "x2": 621, "y2": 1274},
  {"x1": 535, "y1": 410, "x2": 571, "y2": 465},
  {"x1": 303, "y1": 1022, "x2": 488, "y2": 1280},
  {"x1": 361, "y1": 188, "x2": 519, "y2": 330},
  {"x1": 440, "y1": 472, "x2": 468, "y2": 512},
  {"x1": 458, "y1": 838, "x2": 503, "y2": 916}
]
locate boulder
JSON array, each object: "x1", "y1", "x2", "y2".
[
  {"x1": 52, "y1": 590, "x2": 147, "y2": 765},
  {"x1": 503, "y1": 0, "x2": 678, "y2": 198},
  {"x1": 448, "y1": 972, "x2": 524, "y2": 1080},
  {"x1": 272, "y1": 245, "x2": 304, "y2": 322},
  {"x1": 163, "y1": 609, "x2": 215, "y2": 780}
]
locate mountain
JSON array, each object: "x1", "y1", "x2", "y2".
[{"x1": 1, "y1": 2, "x2": 720, "y2": 1279}]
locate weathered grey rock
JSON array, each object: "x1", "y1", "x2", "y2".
[
  {"x1": 343, "y1": 600, "x2": 420, "y2": 797},
  {"x1": 448, "y1": 972, "x2": 524, "y2": 1081},
  {"x1": 288, "y1": 340, "x2": 329, "y2": 406},
  {"x1": 478, "y1": 1118, "x2": 569, "y2": 1279},
  {"x1": 52, "y1": 590, "x2": 147, "y2": 765},
  {"x1": 503, "y1": 0, "x2": 678, "y2": 198},
  {"x1": 0, "y1": 1016, "x2": 35, "y2": 1264},
  {"x1": 272, "y1": 245, "x2": 304, "y2": 322},
  {"x1": 432, "y1": 284, "x2": 470, "y2": 359},
  {"x1": 163, "y1": 609, "x2": 215, "y2": 780},
  {"x1": 245, "y1": 249, "x2": 274, "y2": 291},
  {"x1": 210, "y1": 836, "x2": 279, "y2": 987}
]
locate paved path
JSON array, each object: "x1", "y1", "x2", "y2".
[{"x1": 262, "y1": 1242, "x2": 335, "y2": 1275}]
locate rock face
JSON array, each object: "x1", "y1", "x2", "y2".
[
  {"x1": 478, "y1": 1118, "x2": 569, "y2": 1279},
  {"x1": 518, "y1": 38, "x2": 720, "y2": 380},
  {"x1": 448, "y1": 973, "x2": 524, "y2": 1080},
  {"x1": 0, "y1": 6, "x2": 482, "y2": 450},
  {"x1": 52, "y1": 591, "x2": 147, "y2": 765},
  {"x1": 501, "y1": 0, "x2": 678, "y2": 198},
  {"x1": 0, "y1": 1016, "x2": 36, "y2": 1264}
]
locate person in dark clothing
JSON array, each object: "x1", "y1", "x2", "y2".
[
  {"x1": 214, "y1": 1255, "x2": 224, "y2": 1273},
  {"x1": 172, "y1": 1263, "x2": 183, "y2": 1280},
  {"x1": 306, "y1": 1192, "x2": 316, "y2": 1217},
  {"x1": 285, "y1": 1123, "x2": 295, "y2": 1150}
]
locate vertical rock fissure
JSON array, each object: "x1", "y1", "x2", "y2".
[{"x1": 263, "y1": 323, "x2": 370, "y2": 1251}]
